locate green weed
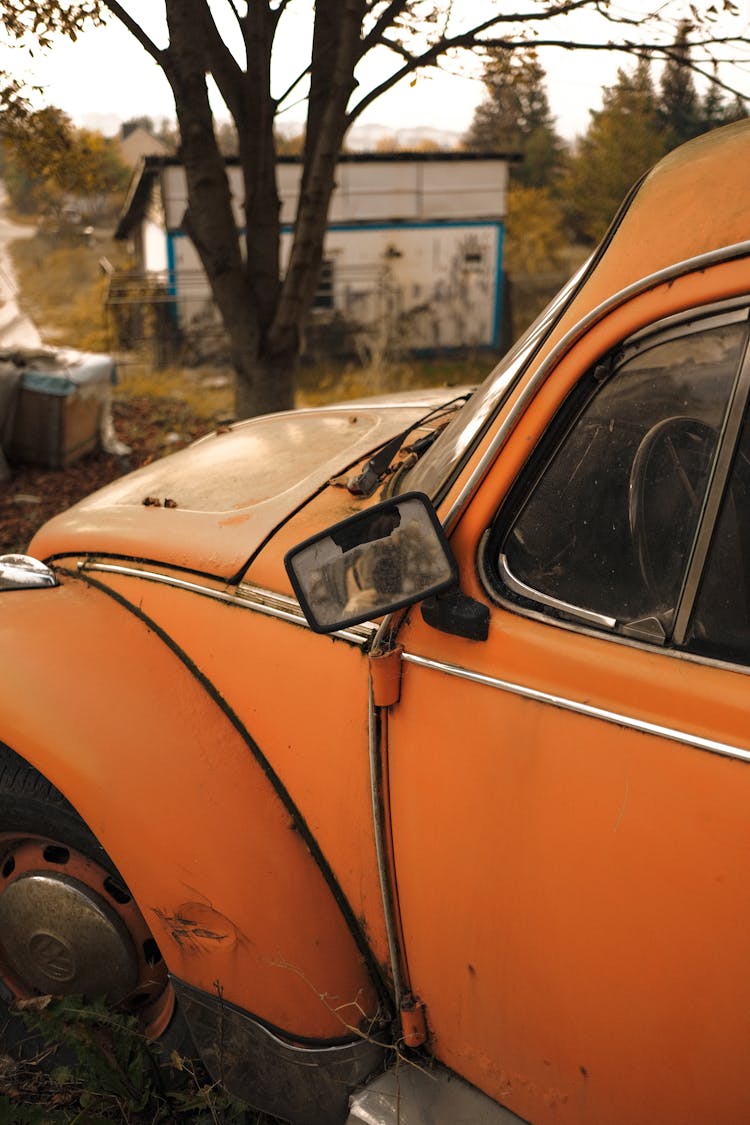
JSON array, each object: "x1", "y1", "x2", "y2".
[{"x1": 0, "y1": 995, "x2": 269, "y2": 1124}]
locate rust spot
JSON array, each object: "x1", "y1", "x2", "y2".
[
  {"x1": 143, "y1": 496, "x2": 161, "y2": 507},
  {"x1": 164, "y1": 498, "x2": 178, "y2": 509}
]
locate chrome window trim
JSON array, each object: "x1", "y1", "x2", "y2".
[
  {"x1": 401, "y1": 651, "x2": 750, "y2": 766},
  {"x1": 484, "y1": 542, "x2": 750, "y2": 679},
  {"x1": 443, "y1": 240, "x2": 750, "y2": 534},
  {"x1": 76, "y1": 561, "x2": 374, "y2": 646},
  {"x1": 672, "y1": 327, "x2": 750, "y2": 643},
  {"x1": 498, "y1": 553, "x2": 617, "y2": 629}
]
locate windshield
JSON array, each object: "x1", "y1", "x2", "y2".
[{"x1": 402, "y1": 264, "x2": 589, "y2": 502}]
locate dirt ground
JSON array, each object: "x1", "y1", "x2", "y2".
[{"x1": 1, "y1": 392, "x2": 216, "y2": 556}]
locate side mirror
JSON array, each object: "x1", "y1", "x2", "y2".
[{"x1": 285, "y1": 492, "x2": 458, "y2": 633}]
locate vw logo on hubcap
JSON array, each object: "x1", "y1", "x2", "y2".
[{"x1": 28, "y1": 932, "x2": 76, "y2": 983}]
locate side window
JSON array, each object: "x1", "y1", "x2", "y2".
[
  {"x1": 487, "y1": 315, "x2": 749, "y2": 639},
  {"x1": 685, "y1": 407, "x2": 750, "y2": 664}
]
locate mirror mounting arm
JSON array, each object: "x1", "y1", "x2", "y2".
[{"x1": 421, "y1": 588, "x2": 490, "y2": 642}]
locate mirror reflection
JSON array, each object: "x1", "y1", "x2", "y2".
[{"x1": 286, "y1": 493, "x2": 457, "y2": 632}]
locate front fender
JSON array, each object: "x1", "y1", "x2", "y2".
[{"x1": 0, "y1": 573, "x2": 383, "y2": 1042}]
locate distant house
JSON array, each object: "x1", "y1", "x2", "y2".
[
  {"x1": 114, "y1": 151, "x2": 519, "y2": 359},
  {"x1": 118, "y1": 126, "x2": 170, "y2": 170}
]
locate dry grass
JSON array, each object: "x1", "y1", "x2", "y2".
[
  {"x1": 11, "y1": 231, "x2": 131, "y2": 354},
  {"x1": 9, "y1": 230, "x2": 501, "y2": 412}
]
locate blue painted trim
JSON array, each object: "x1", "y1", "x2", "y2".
[
  {"x1": 167, "y1": 220, "x2": 503, "y2": 237},
  {"x1": 166, "y1": 232, "x2": 177, "y2": 298},
  {"x1": 492, "y1": 222, "x2": 505, "y2": 348}
]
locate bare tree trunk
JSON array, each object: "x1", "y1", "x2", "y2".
[{"x1": 163, "y1": 0, "x2": 296, "y2": 419}]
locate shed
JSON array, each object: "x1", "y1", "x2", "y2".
[{"x1": 115, "y1": 151, "x2": 519, "y2": 358}]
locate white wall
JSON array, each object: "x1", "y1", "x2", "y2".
[
  {"x1": 156, "y1": 157, "x2": 508, "y2": 350},
  {"x1": 282, "y1": 222, "x2": 502, "y2": 350},
  {"x1": 142, "y1": 216, "x2": 169, "y2": 274},
  {"x1": 161, "y1": 158, "x2": 509, "y2": 229}
]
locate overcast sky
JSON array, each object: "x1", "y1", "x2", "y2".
[{"x1": 6, "y1": 1, "x2": 750, "y2": 142}]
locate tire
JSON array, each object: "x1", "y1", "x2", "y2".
[{"x1": 0, "y1": 743, "x2": 174, "y2": 1036}]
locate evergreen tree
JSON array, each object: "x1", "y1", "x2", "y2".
[
  {"x1": 562, "y1": 58, "x2": 664, "y2": 244},
  {"x1": 659, "y1": 21, "x2": 701, "y2": 147},
  {"x1": 463, "y1": 48, "x2": 565, "y2": 191},
  {"x1": 700, "y1": 80, "x2": 747, "y2": 131}
]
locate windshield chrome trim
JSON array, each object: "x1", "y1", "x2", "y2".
[
  {"x1": 443, "y1": 240, "x2": 750, "y2": 533},
  {"x1": 401, "y1": 651, "x2": 750, "y2": 766},
  {"x1": 77, "y1": 561, "x2": 374, "y2": 645}
]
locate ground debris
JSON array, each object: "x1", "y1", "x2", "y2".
[{"x1": 0, "y1": 393, "x2": 215, "y2": 554}]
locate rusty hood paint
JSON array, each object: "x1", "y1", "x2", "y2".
[{"x1": 30, "y1": 395, "x2": 457, "y2": 577}]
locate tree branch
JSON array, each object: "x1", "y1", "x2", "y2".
[
  {"x1": 275, "y1": 63, "x2": 312, "y2": 112},
  {"x1": 349, "y1": 12, "x2": 749, "y2": 127},
  {"x1": 198, "y1": 3, "x2": 246, "y2": 122},
  {"x1": 360, "y1": 0, "x2": 409, "y2": 54},
  {"x1": 99, "y1": 0, "x2": 164, "y2": 64}
]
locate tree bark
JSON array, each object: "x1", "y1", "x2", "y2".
[{"x1": 161, "y1": 0, "x2": 296, "y2": 418}]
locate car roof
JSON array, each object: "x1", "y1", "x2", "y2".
[{"x1": 555, "y1": 118, "x2": 750, "y2": 342}]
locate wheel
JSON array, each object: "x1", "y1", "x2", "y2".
[
  {"x1": 628, "y1": 416, "x2": 717, "y2": 608},
  {"x1": 0, "y1": 744, "x2": 174, "y2": 1038}
]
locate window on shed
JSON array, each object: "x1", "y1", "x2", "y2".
[{"x1": 313, "y1": 259, "x2": 335, "y2": 310}]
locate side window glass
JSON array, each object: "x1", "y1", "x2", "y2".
[
  {"x1": 685, "y1": 407, "x2": 750, "y2": 664},
  {"x1": 494, "y1": 319, "x2": 747, "y2": 635}
]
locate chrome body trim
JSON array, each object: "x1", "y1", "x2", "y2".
[
  {"x1": 401, "y1": 651, "x2": 750, "y2": 766},
  {"x1": 498, "y1": 553, "x2": 617, "y2": 629},
  {"x1": 0, "y1": 554, "x2": 57, "y2": 590},
  {"x1": 77, "y1": 561, "x2": 374, "y2": 646},
  {"x1": 443, "y1": 240, "x2": 750, "y2": 533}
]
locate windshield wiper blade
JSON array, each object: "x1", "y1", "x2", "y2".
[{"x1": 347, "y1": 394, "x2": 471, "y2": 497}]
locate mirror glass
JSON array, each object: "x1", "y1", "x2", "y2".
[{"x1": 285, "y1": 492, "x2": 457, "y2": 632}]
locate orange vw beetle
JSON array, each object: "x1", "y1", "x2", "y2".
[{"x1": 2, "y1": 120, "x2": 750, "y2": 1124}]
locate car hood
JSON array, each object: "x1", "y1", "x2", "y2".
[{"x1": 31, "y1": 394, "x2": 458, "y2": 578}]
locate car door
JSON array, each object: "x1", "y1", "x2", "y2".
[{"x1": 387, "y1": 297, "x2": 750, "y2": 1125}]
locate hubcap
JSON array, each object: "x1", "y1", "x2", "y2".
[
  {"x1": 0, "y1": 872, "x2": 138, "y2": 1000},
  {"x1": 0, "y1": 835, "x2": 174, "y2": 1035}
]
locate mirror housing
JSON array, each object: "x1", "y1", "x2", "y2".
[{"x1": 285, "y1": 492, "x2": 458, "y2": 634}]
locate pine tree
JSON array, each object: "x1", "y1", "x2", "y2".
[
  {"x1": 463, "y1": 48, "x2": 565, "y2": 191},
  {"x1": 562, "y1": 58, "x2": 665, "y2": 243},
  {"x1": 659, "y1": 21, "x2": 701, "y2": 147},
  {"x1": 700, "y1": 79, "x2": 747, "y2": 131}
]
